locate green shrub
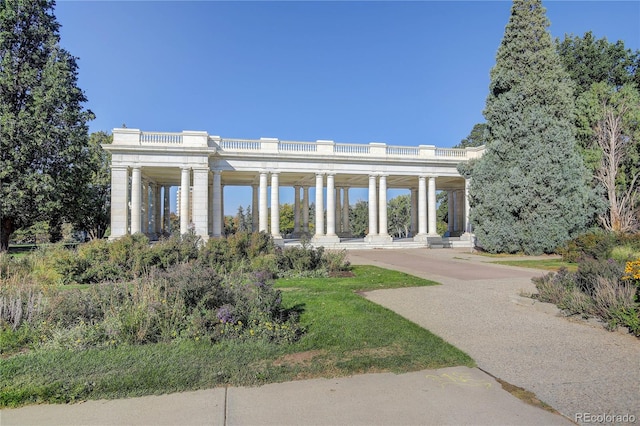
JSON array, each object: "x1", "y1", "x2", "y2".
[
  {"x1": 322, "y1": 249, "x2": 350, "y2": 275},
  {"x1": 250, "y1": 254, "x2": 279, "y2": 277},
  {"x1": 559, "y1": 230, "x2": 616, "y2": 262},
  {"x1": 610, "y1": 245, "x2": 640, "y2": 263},
  {"x1": 107, "y1": 233, "x2": 150, "y2": 278},
  {"x1": 278, "y1": 245, "x2": 325, "y2": 274},
  {"x1": 248, "y1": 232, "x2": 276, "y2": 259},
  {"x1": 592, "y1": 277, "x2": 640, "y2": 335},
  {"x1": 199, "y1": 237, "x2": 233, "y2": 272}
]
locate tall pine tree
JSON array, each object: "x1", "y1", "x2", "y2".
[
  {"x1": 466, "y1": 0, "x2": 598, "y2": 254},
  {"x1": 0, "y1": 0, "x2": 93, "y2": 250}
]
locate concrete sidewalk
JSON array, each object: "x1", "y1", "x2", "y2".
[
  {"x1": 349, "y1": 248, "x2": 640, "y2": 425},
  {"x1": 2, "y1": 366, "x2": 569, "y2": 425}
]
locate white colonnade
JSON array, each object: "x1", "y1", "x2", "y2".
[{"x1": 104, "y1": 129, "x2": 481, "y2": 247}]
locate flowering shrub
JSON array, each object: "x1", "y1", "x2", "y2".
[{"x1": 623, "y1": 259, "x2": 640, "y2": 283}]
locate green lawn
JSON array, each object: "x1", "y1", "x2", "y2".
[{"x1": 0, "y1": 265, "x2": 473, "y2": 407}]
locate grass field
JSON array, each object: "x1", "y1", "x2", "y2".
[
  {"x1": 0, "y1": 265, "x2": 473, "y2": 408},
  {"x1": 491, "y1": 259, "x2": 578, "y2": 272}
]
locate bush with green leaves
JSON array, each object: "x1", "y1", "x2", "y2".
[{"x1": 559, "y1": 230, "x2": 617, "y2": 262}]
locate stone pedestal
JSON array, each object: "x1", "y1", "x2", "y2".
[
  {"x1": 312, "y1": 234, "x2": 340, "y2": 244},
  {"x1": 365, "y1": 234, "x2": 393, "y2": 244}
]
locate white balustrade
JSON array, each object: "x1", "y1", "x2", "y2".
[
  {"x1": 220, "y1": 139, "x2": 261, "y2": 151},
  {"x1": 279, "y1": 141, "x2": 317, "y2": 152},
  {"x1": 334, "y1": 144, "x2": 370, "y2": 155},
  {"x1": 115, "y1": 129, "x2": 477, "y2": 160},
  {"x1": 387, "y1": 146, "x2": 419, "y2": 156},
  {"x1": 140, "y1": 132, "x2": 183, "y2": 144},
  {"x1": 435, "y1": 148, "x2": 466, "y2": 158}
]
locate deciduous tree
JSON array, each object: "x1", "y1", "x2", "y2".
[
  {"x1": 72, "y1": 131, "x2": 111, "y2": 240},
  {"x1": 578, "y1": 83, "x2": 640, "y2": 232}
]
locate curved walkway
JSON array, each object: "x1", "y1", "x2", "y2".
[{"x1": 349, "y1": 248, "x2": 640, "y2": 424}]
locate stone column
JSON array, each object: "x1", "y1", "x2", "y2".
[
  {"x1": 252, "y1": 184, "x2": 259, "y2": 232},
  {"x1": 153, "y1": 183, "x2": 162, "y2": 237},
  {"x1": 455, "y1": 190, "x2": 465, "y2": 235},
  {"x1": 335, "y1": 187, "x2": 342, "y2": 234},
  {"x1": 220, "y1": 185, "x2": 225, "y2": 235},
  {"x1": 180, "y1": 167, "x2": 190, "y2": 234},
  {"x1": 366, "y1": 174, "x2": 378, "y2": 239},
  {"x1": 462, "y1": 178, "x2": 472, "y2": 239},
  {"x1": 410, "y1": 188, "x2": 418, "y2": 237},
  {"x1": 212, "y1": 170, "x2": 222, "y2": 237},
  {"x1": 131, "y1": 166, "x2": 142, "y2": 234},
  {"x1": 141, "y1": 180, "x2": 149, "y2": 234},
  {"x1": 342, "y1": 188, "x2": 350, "y2": 236},
  {"x1": 303, "y1": 186, "x2": 310, "y2": 234},
  {"x1": 163, "y1": 185, "x2": 170, "y2": 234},
  {"x1": 378, "y1": 175, "x2": 388, "y2": 237},
  {"x1": 192, "y1": 168, "x2": 209, "y2": 241},
  {"x1": 447, "y1": 190, "x2": 454, "y2": 237},
  {"x1": 326, "y1": 174, "x2": 337, "y2": 237},
  {"x1": 270, "y1": 173, "x2": 281, "y2": 239},
  {"x1": 314, "y1": 173, "x2": 324, "y2": 237},
  {"x1": 293, "y1": 185, "x2": 301, "y2": 235},
  {"x1": 428, "y1": 176, "x2": 437, "y2": 236},
  {"x1": 259, "y1": 172, "x2": 268, "y2": 232},
  {"x1": 109, "y1": 166, "x2": 129, "y2": 239},
  {"x1": 208, "y1": 179, "x2": 213, "y2": 236},
  {"x1": 414, "y1": 176, "x2": 427, "y2": 241}
]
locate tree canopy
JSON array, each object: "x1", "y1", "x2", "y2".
[
  {"x1": 0, "y1": 0, "x2": 94, "y2": 250},
  {"x1": 465, "y1": 0, "x2": 598, "y2": 254}
]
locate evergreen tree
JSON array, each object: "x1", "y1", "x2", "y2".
[
  {"x1": 0, "y1": 0, "x2": 94, "y2": 250},
  {"x1": 466, "y1": 0, "x2": 597, "y2": 254}
]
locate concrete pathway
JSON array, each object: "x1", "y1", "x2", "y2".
[
  {"x1": 2, "y1": 366, "x2": 568, "y2": 426},
  {"x1": 349, "y1": 248, "x2": 640, "y2": 425}
]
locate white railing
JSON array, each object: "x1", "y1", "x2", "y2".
[
  {"x1": 435, "y1": 148, "x2": 466, "y2": 158},
  {"x1": 279, "y1": 141, "x2": 317, "y2": 152},
  {"x1": 387, "y1": 146, "x2": 419, "y2": 156},
  {"x1": 115, "y1": 129, "x2": 481, "y2": 160},
  {"x1": 335, "y1": 143, "x2": 370, "y2": 155},
  {"x1": 140, "y1": 132, "x2": 183, "y2": 144},
  {"x1": 220, "y1": 139, "x2": 261, "y2": 151}
]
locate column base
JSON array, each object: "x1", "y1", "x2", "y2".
[
  {"x1": 312, "y1": 234, "x2": 340, "y2": 244},
  {"x1": 272, "y1": 235, "x2": 284, "y2": 247},
  {"x1": 291, "y1": 231, "x2": 312, "y2": 239},
  {"x1": 413, "y1": 233, "x2": 429, "y2": 242},
  {"x1": 365, "y1": 234, "x2": 393, "y2": 244}
]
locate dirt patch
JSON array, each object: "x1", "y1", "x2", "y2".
[
  {"x1": 479, "y1": 368, "x2": 560, "y2": 415},
  {"x1": 272, "y1": 350, "x2": 327, "y2": 367},
  {"x1": 344, "y1": 344, "x2": 405, "y2": 359}
]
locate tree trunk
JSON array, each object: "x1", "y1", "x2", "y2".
[{"x1": 1, "y1": 217, "x2": 14, "y2": 252}]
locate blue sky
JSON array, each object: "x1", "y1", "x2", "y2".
[{"x1": 54, "y1": 1, "x2": 640, "y2": 214}]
